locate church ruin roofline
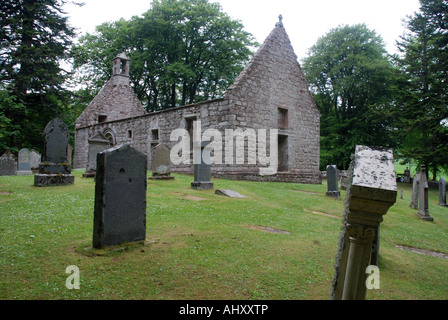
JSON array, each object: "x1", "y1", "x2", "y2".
[
  {"x1": 74, "y1": 97, "x2": 227, "y2": 130},
  {"x1": 75, "y1": 15, "x2": 319, "y2": 129},
  {"x1": 227, "y1": 15, "x2": 300, "y2": 91}
]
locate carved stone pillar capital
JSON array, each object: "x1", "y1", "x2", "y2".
[{"x1": 347, "y1": 225, "x2": 376, "y2": 242}]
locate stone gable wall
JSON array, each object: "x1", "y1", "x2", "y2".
[
  {"x1": 74, "y1": 25, "x2": 321, "y2": 184},
  {"x1": 75, "y1": 78, "x2": 147, "y2": 129}
]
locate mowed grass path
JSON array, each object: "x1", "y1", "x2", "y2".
[{"x1": 0, "y1": 170, "x2": 447, "y2": 300}]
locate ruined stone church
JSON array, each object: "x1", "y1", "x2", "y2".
[{"x1": 74, "y1": 20, "x2": 321, "y2": 184}]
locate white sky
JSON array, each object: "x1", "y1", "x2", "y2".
[{"x1": 64, "y1": 0, "x2": 422, "y2": 61}]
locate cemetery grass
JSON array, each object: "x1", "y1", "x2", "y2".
[{"x1": 0, "y1": 171, "x2": 447, "y2": 300}]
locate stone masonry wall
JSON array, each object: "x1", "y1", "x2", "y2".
[{"x1": 74, "y1": 24, "x2": 321, "y2": 184}]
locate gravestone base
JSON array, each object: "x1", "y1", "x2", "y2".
[
  {"x1": 149, "y1": 174, "x2": 175, "y2": 180},
  {"x1": 38, "y1": 163, "x2": 71, "y2": 175},
  {"x1": 326, "y1": 191, "x2": 341, "y2": 198},
  {"x1": 439, "y1": 203, "x2": 448, "y2": 207},
  {"x1": 82, "y1": 170, "x2": 96, "y2": 178},
  {"x1": 17, "y1": 170, "x2": 33, "y2": 176},
  {"x1": 417, "y1": 211, "x2": 434, "y2": 222},
  {"x1": 34, "y1": 174, "x2": 74, "y2": 187},
  {"x1": 191, "y1": 182, "x2": 214, "y2": 190}
]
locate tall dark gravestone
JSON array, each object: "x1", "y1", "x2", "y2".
[
  {"x1": 34, "y1": 118, "x2": 74, "y2": 186},
  {"x1": 438, "y1": 178, "x2": 447, "y2": 207},
  {"x1": 326, "y1": 165, "x2": 341, "y2": 198},
  {"x1": 93, "y1": 145, "x2": 147, "y2": 249},
  {"x1": 191, "y1": 141, "x2": 214, "y2": 190}
]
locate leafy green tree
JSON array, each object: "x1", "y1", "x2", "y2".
[
  {"x1": 0, "y1": 89, "x2": 25, "y2": 154},
  {"x1": 394, "y1": 0, "x2": 448, "y2": 180},
  {"x1": 71, "y1": 0, "x2": 256, "y2": 112},
  {"x1": 0, "y1": 0, "x2": 77, "y2": 153},
  {"x1": 303, "y1": 24, "x2": 397, "y2": 169}
]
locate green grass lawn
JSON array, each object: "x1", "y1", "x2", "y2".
[{"x1": 1, "y1": 170, "x2": 447, "y2": 300}]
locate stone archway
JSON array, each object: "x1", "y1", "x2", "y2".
[{"x1": 102, "y1": 127, "x2": 117, "y2": 146}]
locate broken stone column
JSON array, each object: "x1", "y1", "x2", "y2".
[{"x1": 330, "y1": 145, "x2": 397, "y2": 300}]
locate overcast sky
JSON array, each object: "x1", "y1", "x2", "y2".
[{"x1": 64, "y1": 0, "x2": 422, "y2": 61}]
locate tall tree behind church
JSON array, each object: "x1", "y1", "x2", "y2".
[
  {"x1": 71, "y1": 0, "x2": 256, "y2": 112},
  {"x1": 302, "y1": 24, "x2": 397, "y2": 170},
  {"x1": 0, "y1": 0, "x2": 76, "y2": 153},
  {"x1": 393, "y1": 0, "x2": 448, "y2": 180}
]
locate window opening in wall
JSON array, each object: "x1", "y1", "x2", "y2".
[
  {"x1": 278, "y1": 108, "x2": 288, "y2": 129},
  {"x1": 151, "y1": 129, "x2": 159, "y2": 141},
  {"x1": 128, "y1": 130, "x2": 133, "y2": 139},
  {"x1": 278, "y1": 134, "x2": 289, "y2": 172},
  {"x1": 98, "y1": 115, "x2": 108, "y2": 124},
  {"x1": 185, "y1": 116, "x2": 197, "y2": 159}
]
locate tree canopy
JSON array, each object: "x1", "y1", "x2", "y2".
[
  {"x1": 71, "y1": 0, "x2": 257, "y2": 112},
  {"x1": 392, "y1": 0, "x2": 448, "y2": 179},
  {"x1": 303, "y1": 24, "x2": 397, "y2": 170},
  {"x1": 0, "y1": 0, "x2": 76, "y2": 153}
]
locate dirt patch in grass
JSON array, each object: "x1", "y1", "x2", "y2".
[
  {"x1": 303, "y1": 209, "x2": 340, "y2": 219},
  {"x1": 290, "y1": 189, "x2": 322, "y2": 195},
  {"x1": 245, "y1": 225, "x2": 291, "y2": 234},
  {"x1": 395, "y1": 245, "x2": 448, "y2": 260},
  {"x1": 75, "y1": 241, "x2": 146, "y2": 257},
  {"x1": 169, "y1": 192, "x2": 207, "y2": 201},
  {"x1": 0, "y1": 191, "x2": 12, "y2": 195}
]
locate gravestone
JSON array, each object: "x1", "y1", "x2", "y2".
[
  {"x1": 149, "y1": 143, "x2": 174, "y2": 180},
  {"x1": 0, "y1": 149, "x2": 17, "y2": 176},
  {"x1": 403, "y1": 167, "x2": 411, "y2": 183},
  {"x1": 17, "y1": 148, "x2": 32, "y2": 175},
  {"x1": 34, "y1": 118, "x2": 74, "y2": 187},
  {"x1": 417, "y1": 166, "x2": 434, "y2": 221},
  {"x1": 93, "y1": 145, "x2": 147, "y2": 249},
  {"x1": 30, "y1": 150, "x2": 41, "y2": 172},
  {"x1": 326, "y1": 165, "x2": 341, "y2": 198},
  {"x1": 215, "y1": 189, "x2": 247, "y2": 198},
  {"x1": 191, "y1": 141, "x2": 214, "y2": 190},
  {"x1": 439, "y1": 178, "x2": 447, "y2": 207},
  {"x1": 331, "y1": 145, "x2": 397, "y2": 300},
  {"x1": 411, "y1": 172, "x2": 420, "y2": 209},
  {"x1": 83, "y1": 132, "x2": 110, "y2": 178}
]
